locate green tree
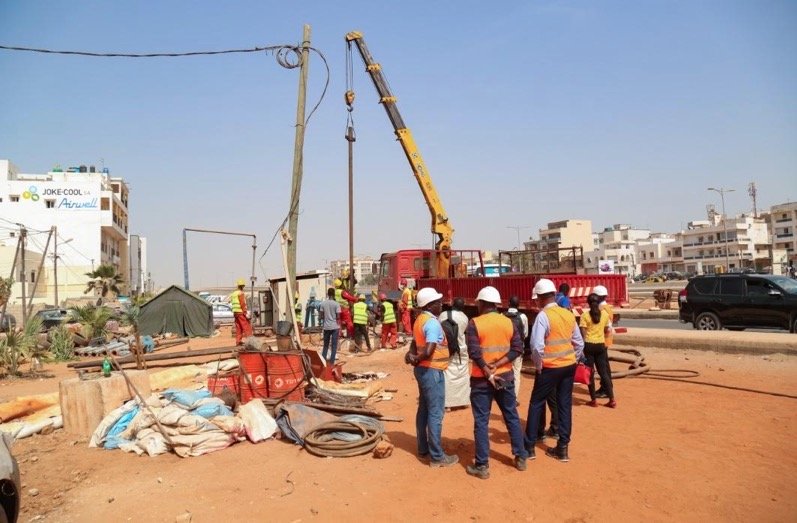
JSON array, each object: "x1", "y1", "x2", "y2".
[
  {"x1": 84, "y1": 264, "x2": 124, "y2": 304},
  {"x1": 0, "y1": 276, "x2": 13, "y2": 307},
  {"x1": 68, "y1": 304, "x2": 113, "y2": 341},
  {"x1": 0, "y1": 316, "x2": 42, "y2": 376}
]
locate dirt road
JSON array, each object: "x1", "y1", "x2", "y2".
[{"x1": 10, "y1": 337, "x2": 797, "y2": 522}]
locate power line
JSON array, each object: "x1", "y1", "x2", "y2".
[{"x1": 0, "y1": 43, "x2": 287, "y2": 58}]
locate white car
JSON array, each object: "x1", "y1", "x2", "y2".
[{"x1": 212, "y1": 303, "x2": 235, "y2": 324}]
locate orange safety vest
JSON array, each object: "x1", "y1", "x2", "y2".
[
  {"x1": 542, "y1": 306, "x2": 577, "y2": 368},
  {"x1": 413, "y1": 312, "x2": 449, "y2": 371},
  {"x1": 600, "y1": 302, "x2": 615, "y2": 348},
  {"x1": 470, "y1": 312, "x2": 514, "y2": 378}
]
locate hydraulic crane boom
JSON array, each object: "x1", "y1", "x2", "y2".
[{"x1": 345, "y1": 31, "x2": 453, "y2": 276}]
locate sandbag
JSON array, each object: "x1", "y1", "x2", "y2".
[
  {"x1": 238, "y1": 400, "x2": 278, "y2": 443},
  {"x1": 89, "y1": 400, "x2": 138, "y2": 448},
  {"x1": 161, "y1": 389, "x2": 211, "y2": 409}
]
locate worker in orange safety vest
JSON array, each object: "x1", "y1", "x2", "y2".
[
  {"x1": 399, "y1": 279, "x2": 414, "y2": 334},
  {"x1": 333, "y1": 278, "x2": 358, "y2": 338},
  {"x1": 229, "y1": 278, "x2": 253, "y2": 345}
]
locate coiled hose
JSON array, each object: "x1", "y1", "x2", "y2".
[{"x1": 303, "y1": 416, "x2": 384, "y2": 458}]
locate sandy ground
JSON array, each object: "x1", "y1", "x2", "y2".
[{"x1": 7, "y1": 328, "x2": 797, "y2": 523}]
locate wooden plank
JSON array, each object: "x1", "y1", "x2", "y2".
[{"x1": 67, "y1": 346, "x2": 238, "y2": 369}]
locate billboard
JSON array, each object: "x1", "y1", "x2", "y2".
[{"x1": 598, "y1": 259, "x2": 615, "y2": 274}]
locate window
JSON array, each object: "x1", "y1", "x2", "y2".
[
  {"x1": 10, "y1": 195, "x2": 19, "y2": 202},
  {"x1": 692, "y1": 279, "x2": 717, "y2": 294},
  {"x1": 45, "y1": 199, "x2": 55, "y2": 208},
  {"x1": 30, "y1": 270, "x2": 36, "y2": 283},
  {"x1": 719, "y1": 279, "x2": 744, "y2": 296},
  {"x1": 746, "y1": 279, "x2": 773, "y2": 296},
  {"x1": 101, "y1": 198, "x2": 110, "y2": 211}
]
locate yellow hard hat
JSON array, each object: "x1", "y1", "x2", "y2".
[
  {"x1": 236, "y1": 278, "x2": 246, "y2": 287},
  {"x1": 333, "y1": 278, "x2": 342, "y2": 287},
  {"x1": 358, "y1": 294, "x2": 365, "y2": 300}
]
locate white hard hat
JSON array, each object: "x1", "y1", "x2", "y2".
[
  {"x1": 476, "y1": 286, "x2": 501, "y2": 304},
  {"x1": 532, "y1": 278, "x2": 557, "y2": 299},
  {"x1": 592, "y1": 285, "x2": 609, "y2": 297},
  {"x1": 416, "y1": 287, "x2": 443, "y2": 308}
]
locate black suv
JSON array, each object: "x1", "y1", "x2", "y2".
[{"x1": 679, "y1": 274, "x2": 797, "y2": 332}]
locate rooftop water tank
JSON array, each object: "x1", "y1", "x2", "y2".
[
  {"x1": 79, "y1": 165, "x2": 87, "y2": 173},
  {"x1": 89, "y1": 165, "x2": 96, "y2": 173}
]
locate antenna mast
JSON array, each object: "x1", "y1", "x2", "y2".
[{"x1": 748, "y1": 182, "x2": 758, "y2": 218}]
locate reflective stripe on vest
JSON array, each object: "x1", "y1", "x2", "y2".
[
  {"x1": 335, "y1": 288, "x2": 349, "y2": 309},
  {"x1": 542, "y1": 306, "x2": 577, "y2": 368},
  {"x1": 229, "y1": 290, "x2": 243, "y2": 313},
  {"x1": 382, "y1": 301, "x2": 396, "y2": 324},
  {"x1": 471, "y1": 312, "x2": 514, "y2": 378},
  {"x1": 353, "y1": 302, "x2": 368, "y2": 325},
  {"x1": 413, "y1": 312, "x2": 448, "y2": 370}
]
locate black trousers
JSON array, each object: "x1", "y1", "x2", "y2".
[
  {"x1": 525, "y1": 364, "x2": 576, "y2": 448},
  {"x1": 584, "y1": 342, "x2": 614, "y2": 400},
  {"x1": 354, "y1": 324, "x2": 372, "y2": 351},
  {"x1": 537, "y1": 389, "x2": 559, "y2": 437}
]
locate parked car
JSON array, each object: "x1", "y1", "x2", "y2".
[
  {"x1": 0, "y1": 314, "x2": 16, "y2": 333},
  {"x1": 665, "y1": 271, "x2": 685, "y2": 280},
  {"x1": 0, "y1": 434, "x2": 20, "y2": 523},
  {"x1": 31, "y1": 308, "x2": 73, "y2": 332},
  {"x1": 212, "y1": 303, "x2": 235, "y2": 324},
  {"x1": 678, "y1": 274, "x2": 797, "y2": 332}
]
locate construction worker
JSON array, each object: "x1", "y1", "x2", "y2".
[
  {"x1": 524, "y1": 278, "x2": 584, "y2": 463},
  {"x1": 504, "y1": 295, "x2": 529, "y2": 400},
  {"x1": 319, "y1": 287, "x2": 341, "y2": 364},
  {"x1": 399, "y1": 278, "x2": 413, "y2": 334},
  {"x1": 404, "y1": 287, "x2": 458, "y2": 468},
  {"x1": 333, "y1": 278, "x2": 357, "y2": 338},
  {"x1": 294, "y1": 293, "x2": 303, "y2": 329},
  {"x1": 592, "y1": 285, "x2": 614, "y2": 399},
  {"x1": 352, "y1": 294, "x2": 373, "y2": 353},
  {"x1": 466, "y1": 286, "x2": 528, "y2": 479},
  {"x1": 229, "y1": 279, "x2": 253, "y2": 345},
  {"x1": 378, "y1": 293, "x2": 398, "y2": 349}
]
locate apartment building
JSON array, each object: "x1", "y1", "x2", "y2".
[
  {"x1": 0, "y1": 159, "x2": 131, "y2": 306},
  {"x1": 681, "y1": 215, "x2": 770, "y2": 274},
  {"x1": 522, "y1": 219, "x2": 593, "y2": 272},
  {"x1": 584, "y1": 224, "x2": 651, "y2": 276},
  {"x1": 768, "y1": 202, "x2": 797, "y2": 264},
  {"x1": 329, "y1": 256, "x2": 379, "y2": 284}
]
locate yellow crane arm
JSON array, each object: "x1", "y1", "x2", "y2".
[{"x1": 345, "y1": 31, "x2": 454, "y2": 264}]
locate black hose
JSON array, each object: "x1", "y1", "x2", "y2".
[{"x1": 303, "y1": 420, "x2": 384, "y2": 457}]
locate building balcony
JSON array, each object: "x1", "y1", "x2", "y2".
[
  {"x1": 775, "y1": 218, "x2": 793, "y2": 223},
  {"x1": 776, "y1": 233, "x2": 793, "y2": 238}
]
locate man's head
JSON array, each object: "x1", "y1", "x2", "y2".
[
  {"x1": 558, "y1": 282, "x2": 570, "y2": 295},
  {"x1": 327, "y1": 287, "x2": 335, "y2": 299},
  {"x1": 476, "y1": 286, "x2": 501, "y2": 314},
  {"x1": 416, "y1": 287, "x2": 443, "y2": 315},
  {"x1": 508, "y1": 295, "x2": 520, "y2": 309},
  {"x1": 532, "y1": 278, "x2": 557, "y2": 307},
  {"x1": 452, "y1": 297, "x2": 465, "y2": 311},
  {"x1": 236, "y1": 278, "x2": 246, "y2": 289}
]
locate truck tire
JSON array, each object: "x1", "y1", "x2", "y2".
[{"x1": 695, "y1": 312, "x2": 721, "y2": 331}]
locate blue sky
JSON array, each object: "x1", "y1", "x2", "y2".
[{"x1": 1, "y1": 1, "x2": 795, "y2": 288}]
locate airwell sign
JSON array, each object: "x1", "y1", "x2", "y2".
[{"x1": 20, "y1": 184, "x2": 98, "y2": 210}]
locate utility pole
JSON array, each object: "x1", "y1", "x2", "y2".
[
  {"x1": 286, "y1": 24, "x2": 311, "y2": 297},
  {"x1": 53, "y1": 226, "x2": 59, "y2": 307},
  {"x1": 708, "y1": 187, "x2": 735, "y2": 273},
  {"x1": 506, "y1": 225, "x2": 532, "y2": 250},
  {"x1": 347, "y1": 126, "x2": 355, "y2": 291},
  {"x1": 20, "y1": 227, "x2": 27, "y2": 327},
  {"x1": 748, "y1": 182, "x2": 758, "y2": 218}
]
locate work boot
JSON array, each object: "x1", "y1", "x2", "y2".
[
  {"x1": 466, "y1": 463, "x2": 490, "y2": 479},
  {"x1": 605, "y1": 399, "x2": 617, "y2": 409},
  {"x1": 430, "y1": 454, "x2": 459, "y2": 468},
  {"x1": 514, "y1": 456, "x2": 527, "y2": 471},
  {"x1": 586, "y1": 400, "x2": 598, "y2": 408},
  {"x1": 545, "y1": 427, "x2": 559, "y2": 440},
  {"x1": 595, "y1": 390, "x2": 609, "y2": 399},
  {"x1": 545, "y1": 445, "x2": 569, "y2": 463},
  {"x1": 526, "y1": 446, "x2": 536, "y2": 460}
]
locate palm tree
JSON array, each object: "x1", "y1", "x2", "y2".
[
  {"x1": 120, "y1": 305, "x2": 146, "y2": 370},
  {"x1": 84, "y1": 264, "x2": 124, "y2": 304},
  {"x1": 68, "y1": 304, "x2": 113, "y2": 342}
]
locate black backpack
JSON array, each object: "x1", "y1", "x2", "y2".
[
  {"x1": 440, "y1": 311, "x2": 461, "y2": 362},
  {"x1": 505, "y1": 310, "x2": 530, "y2": 355}
]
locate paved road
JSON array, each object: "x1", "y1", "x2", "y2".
[{"x1": 621, "y1": 318, "x2": 791, "y2": 334}]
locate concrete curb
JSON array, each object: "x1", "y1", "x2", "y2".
[
  {"x1": 618, "y1": 310, "x2": 679, "y2": 320},
  {"x1": 613, "y1": 327, "x2": 797, "y2": 356}
]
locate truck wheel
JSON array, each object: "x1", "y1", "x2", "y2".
[{"x1": 695, "y1": 312, "x2": 721, "y2": 331}]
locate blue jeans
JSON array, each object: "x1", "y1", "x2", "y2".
[
  {"x1": 304, "y1": 304, "x2": 317, "y2": 328},
  {"x1": 470, "y1": 376, "x2": 528, "y2": 466},
  {"x1": 414, "y1": 366, "x2": 446, "y2": 461},
  {"x1": 322, "y1": 328, "x2": 339, "y2": 364},
  {"x1": 525, "y1": 364, "x2": 576, "y2": 449}
]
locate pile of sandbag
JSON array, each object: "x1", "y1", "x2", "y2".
[{"x1": 89, "y1": 388, "x2": 277, "y2": 458}]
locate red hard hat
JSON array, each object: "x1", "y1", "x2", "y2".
[
  {"x1": 400, "y1": 278, "x2": 407, "y2": 286},
  {"x1": 379, "y1": 293, "x2": 387, "y2": 300}
]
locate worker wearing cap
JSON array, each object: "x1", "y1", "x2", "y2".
[
  {"x1": 466, "y1": 286, "x2": 528, "y2": 479},
  {"x1": 399, "y1": 279, "x2": 414, "y2": 334},
  {"x1": 592, "y1": 285, "x2": 614, "y2": 398},
  {"x1": 525, "y1": 278, "x2": 584, "y2": 463},
  {"x1": 352, "y1": 294, "x2": 373, "y2": 353},
  {"x1": 378, "y1": 293, "x2": 398, "y2": 349},
  {"x1": 229, "y1": 279, "x2": 253, "y2": 345},
  {"x1": 333, "y1": 278, "x2": 358, "y2": 338},
  {"x1": 404, "y1": 287, "x2": 458, "y2": 468}
]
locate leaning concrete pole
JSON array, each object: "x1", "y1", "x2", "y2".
[{"x1": 286, "y1": 24, "x2": 311, "y2": 299}]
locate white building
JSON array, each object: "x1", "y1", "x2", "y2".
[
  {"x1": 129, "y1": 235, "x2": 153, "y2": 296},
  {"x1": 584, "y1": 224, "x2": 650, "y2": 276},
  {"x1": 635, "y1": 233, "x2": 682, "y2": 275},
  {"x1": 0, "y1": 159, "x2": 132, "y2": 307},
  {"x1": 681, "y1": 214, "x2": 770, "y2": 274},
  {"x1": 329, "y1": 257, "x2": 378, "y2": 283},
  {"x1": 768, "y1": 202, "x2": 796, "y2": 267}
]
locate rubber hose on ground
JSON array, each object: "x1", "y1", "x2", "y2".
[{"x1": 303, "y1": 420, "x2": 384, "y2": 458}]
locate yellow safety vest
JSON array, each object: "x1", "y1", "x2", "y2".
[
  {"x1": 353, "y1": 301, "x2": 368, "y2": 325},
  {"x1": 402, "y1": 288, "x2": 413, "y2": 308},
  {"x1": 229, "y1": 290, "x2": 244, "y2": 313},
  {"x1": 382, "y1": 301, "x2": 396, "y2": 324},
  {"x1": 542, "y1": 306, "x2": 577, "y2": 368},
  {"x1": 335, "y1": 288, "x2": 349, "y2": 309}
]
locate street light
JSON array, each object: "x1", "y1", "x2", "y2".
[
  {"x1": 707, "y1": 187, "x2": 735, "y2": 273},
  {"x1": 506, "y1": 225, "x2": 532, "y2": 250}
]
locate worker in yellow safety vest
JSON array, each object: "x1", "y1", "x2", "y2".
[
  {"x1": 524, "y1": 278, "x2": 584, "y2": 463},
  {"x1": 378, "y1": 293, "x2": 397, "y2": 349},
  {"x1": 591, "y1": 285, "x2": 614, "y2": 399},
  {"x1": 333, "y1": 278, "x2": 358, "y2": 338},
  {"x1": 229, "y1": 279, "x2": 253, "y2": 345},
  {"x1": 399, "y1": 279, "x2": 414, "y2": 334},
  {"x1": 352, "y1": 294, "x2": 372, "y2": 352}
]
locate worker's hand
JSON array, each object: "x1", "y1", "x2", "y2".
[
  {"x1": 245, "y1": 311, "x2": 251, "y2": 320},
  {"x1": 404, "y1": 351, "x2": 419, "y2": 366},
  {"x1": 485, "y1": 362, "x2": 497, "y2": 373}
]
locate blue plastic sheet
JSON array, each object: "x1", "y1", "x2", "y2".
[
  {"x1": 104, "y1": 406, "x2": 140, "y2": 449},
  {"x1": 192, "y1": 402, "x2": 233, "y2": 419},
  {"x1": 162, "y1": 389, "x2": 211, "y2": 409}
]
